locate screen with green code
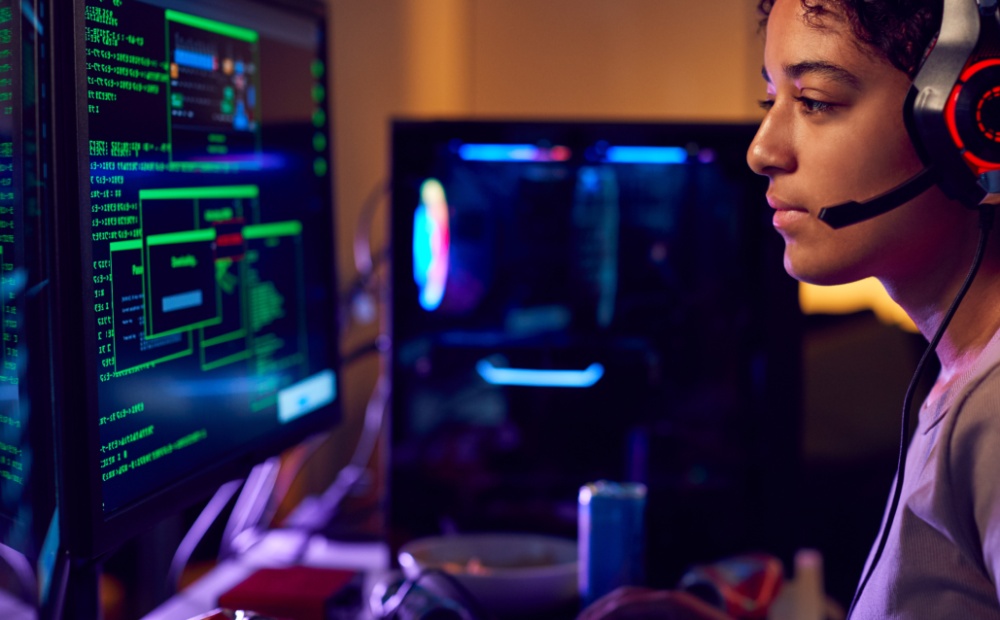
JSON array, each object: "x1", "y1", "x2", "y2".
[
  {"x1": 0, "y1": 0, "x2": 25, "y2": 527},
  {"x1": 83, "y1": 0, "x2": 338, "y2": 514},
  {"x1": 0, "y1": 0, "x2": 51, "y2": 559}
]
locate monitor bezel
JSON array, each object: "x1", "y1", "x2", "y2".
[{"x1": 49, "y1": 0, "x2": 340, "y2": 561}]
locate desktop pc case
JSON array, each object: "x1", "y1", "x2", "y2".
[{"x1": 388, "y1": 119, "x2": 804, "y2": 585}]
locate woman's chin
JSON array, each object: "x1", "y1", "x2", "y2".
[{"x1": 783, "y1": 254, "x2": 866, "y2": 287}]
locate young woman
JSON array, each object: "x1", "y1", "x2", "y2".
[{"x1": 579, "y1": 0, "x2": 1000, "y2": 617}]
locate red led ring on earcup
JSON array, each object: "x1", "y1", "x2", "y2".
[
  {"x1": 946, "y1": 58, "x2": 1000, "y2": 173},
  {"x1": 976, "y1": 85, "x2": 1000, "y2": 141}
]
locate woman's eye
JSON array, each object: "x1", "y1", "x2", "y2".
[
  {"x1": 793, "y1": 96, "x2": 835, "y2": 114},
  {"x1": 757, "y1": 98, "x2": 775, "y2": 111}
]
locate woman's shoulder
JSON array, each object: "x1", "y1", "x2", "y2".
[{"x1": 940, "y1": 329, "x2": 1000, "y2": 460}]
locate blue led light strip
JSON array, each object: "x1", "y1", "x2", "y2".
[
  {"x1": 457, "y1": 143, "x2": 574, "y2": 162},
  {"x1": 604, "y1": 146, "x2": 688, "y2": 164},
  {"x1": 476, "y1": 359, "x2": 605, "y2": 388}
]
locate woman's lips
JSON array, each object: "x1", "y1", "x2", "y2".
[{"x1": 767, "y1": 195, "x2": 809, "y2": 230}]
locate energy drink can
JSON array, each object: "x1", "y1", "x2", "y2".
[{"x1": 578, "y1": 480, "x2": 647, "y2": 606}]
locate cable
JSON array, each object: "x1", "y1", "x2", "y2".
[
  {"x1": 343, "y1": 245, "x2": 391, "y2": 304},
  {"x1": 343, "y1": 179, "x2": 390, "y2": 327},
  {"x1": 219, "y1": 457, "x2": 281, "y2": 560},
  {"x1": 166, "y1": 478, "x2": 243, "y2": 595},
  {"x1": 370, "y1": 568, "x2": 490, "y2": 620},
  {"x1": 353, "y1": 179, "x2": 390, "y2": 277},
  {"x1": 847, "y1": 204, "x2": 995, "y2": 617},
  {"x1": 257, "y1": 432, "x2": 331, "y2": 531}
]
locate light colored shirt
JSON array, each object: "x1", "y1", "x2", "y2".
[{"x1": 850, "y1": 328, "x2": 1000, "y2": 618}]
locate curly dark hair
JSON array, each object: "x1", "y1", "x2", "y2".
[{"x1": 757, "y1": 0, "x2": 942, "y2": 77}]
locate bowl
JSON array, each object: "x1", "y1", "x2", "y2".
[{"x1": 397, "y1": 532, "x2": 579, "y2": 616}]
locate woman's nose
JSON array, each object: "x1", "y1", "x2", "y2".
[{"x1": 747, "y1": 108, "x2": 796, "y2": 177}]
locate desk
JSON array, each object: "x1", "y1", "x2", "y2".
[{"x1": 142, "y1": 530, "x2": 390, "y2": 620}]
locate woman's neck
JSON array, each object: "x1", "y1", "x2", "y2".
[{"x1": 900, "y1": 245, "x2": 1000, "y2": 383}]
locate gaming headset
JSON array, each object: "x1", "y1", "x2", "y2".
[{"x1": 818, "y1": 0, "x2": 1000, "y2": 228}]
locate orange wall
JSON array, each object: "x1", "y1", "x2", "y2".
[{"x1": 470, "y1": 2, "x2": 764, "y2": 119}]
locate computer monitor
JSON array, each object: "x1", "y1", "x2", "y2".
[
  {"x1": 0, "y1": 0, "x2": 55, "y2": 568},
  {"x1": 48, "y1": 0, "x2": 340, "y2": 568},
  {"x1": 389, "y1": 119, "x2": 802, "y2": 583}
]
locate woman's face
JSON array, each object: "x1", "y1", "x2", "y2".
[{"x1": 747, "y1": 0, "x2": 966, "y2": 287}]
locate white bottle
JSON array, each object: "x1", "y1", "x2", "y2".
[{"x1": 768, "y1": 548, "x2": 825, "y2": 620}]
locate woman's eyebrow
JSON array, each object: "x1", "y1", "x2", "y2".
[{"x1": 761, "y1": 61, "x2": 862, "y2": 89}]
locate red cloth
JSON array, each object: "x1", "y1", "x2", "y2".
[{"x1": 217, "y1": 565, "x2": 359, "y2": 620}]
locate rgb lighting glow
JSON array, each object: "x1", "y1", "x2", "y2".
[
  {"x1": 457, "y1": 143, "x2": 572, "y2": 162},
  {"x1": 476, "y1": 358, "x2": 605, "y2": 388},
  {"x1": 604, "y1": 146, "x2": 688, "y2": 164},
  {"x1": 413, "y1": 178, "x2": 451, "y2": 311}
]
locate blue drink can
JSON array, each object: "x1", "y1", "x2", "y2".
[{"x1": 578, "y1": 480, "x2": 647, "y2": 606}]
